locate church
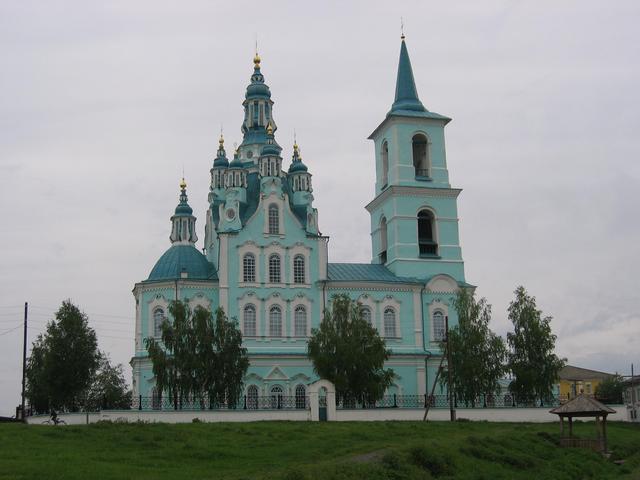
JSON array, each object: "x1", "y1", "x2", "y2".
[{"x1": 131, "y1": 36, "x2": 471, "y2": 404}]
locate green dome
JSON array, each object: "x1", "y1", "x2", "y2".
[
  {"x1": 213, "y1": 156, "x2": 229, "y2": 168},
  {"x1": 174, "y1": 203, "x2": 193, "y2": 215},
  {"x1": 148, "y1": 245, "x2": 217, "y2": 281},
  {"x1": 288, "y1": 160, "x2": 308, "y2": 173}
]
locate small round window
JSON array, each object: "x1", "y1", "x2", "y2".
[
  {"x1": 226, "y1": 209, "x2": 236, "y2": 219},
  {"x1": 246, "y1": 150, "x2": 254, "y2": 159}
]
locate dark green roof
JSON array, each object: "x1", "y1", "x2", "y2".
[
  {"x1": 327, "y1": 263, "x2": 421, "y2": 284},
  {"x1": 391, "y1": 39, "x2": 426, "y2": 114},
  {"x1": 148, "y1": 244, "x2": 217, "y2": 281}
]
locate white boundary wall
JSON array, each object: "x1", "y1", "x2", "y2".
[
  {"x1": 336, "y1": 406, "x2": 628, "y2": 423},
  {"x1": 27, "y1": 405, "x2": 628, "y2": 425}
]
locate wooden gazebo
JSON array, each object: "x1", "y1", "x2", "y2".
[{"x1": 550, "y1": 394, "x2": 616, "y2": 452}]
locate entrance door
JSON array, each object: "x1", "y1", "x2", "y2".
[{"x1": 318, "y1": 387, "x2": 327, "y2": 421}]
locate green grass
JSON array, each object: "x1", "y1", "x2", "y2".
[{"x1": 1, "y1": 421, "x2": 639, "y2": 479}]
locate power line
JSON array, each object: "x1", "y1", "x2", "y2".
[{"x1": 0, "y1": 324, "x2": 22, "y2": 336}]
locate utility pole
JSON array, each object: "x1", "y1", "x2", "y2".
[
  {"x1": 445, "y1": 315, "x2": 456, "y2": 422},
  {"x1": 20, "y1": 302, "x2": 28, "y2": 423}
]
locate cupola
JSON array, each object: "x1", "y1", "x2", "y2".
[
  {"x1": 288, "y1": 141, "x2": 312, "y2": 192},
  {"x1": 210, "y1": 134, "x2": 229, "y2": 193},
  {"x1": 170, "y1": 178, "x2": 198, "y2": 244},
  {"x1": 240, "y1": 52, "x2": 279, "y2": 156},
  {"x1": 258, "y1": 123, "x2": 283, "y2": 178}
]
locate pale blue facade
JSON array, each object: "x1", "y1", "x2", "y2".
[{"x1": 131, "y1": 39, "x2": 471, "y2": 401}]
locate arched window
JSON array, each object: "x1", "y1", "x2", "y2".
[
  {"x1": 412, "y1": 134, "x2": 429, "y2": 177},
  {"x1": 269, "y1": 305, "x2": 282, "y2": 337},
  {"x1": 269, "y1": 254, "x2": 281, "y2": 283},
  {"x1": 417, "y1": 210, "x2": 437, "y2": 256},
  {"x1": 361, "y1": 306, "x2": 372, "y2": 325},
  {"x1": 153, "y1": 308, "x2": 165, "y2": 338},
  {"x1": 243, "y1": 304, "x2": 256, "y2": 337},
  {"x1": 270, "y1": 385, "x2": 283, "y2": 409},
  {"x1": 295, "y1": 384, "x2": 307, "y2": 409},
  {"x1": 379, "y1": 217, "x2": 388, "y2": 264},
  {"x1": 293, "y1": 255, "x2": 305, "y2": 284},
  {"x1": 243, "y1": 253, "x2": 256, "y2": 283},
  {"x1": 381, "y1": 140, "x2": 389, "y2": 186},
  {"x1": 268, "y1": 204, "x2": 279, "y2": 234},
  {"x1": 294, "y1": 305, "x2": 307, "y2": 337},
  {"x1": 247, "y1": 385, "x2": 258, "y2": 410},
  {"x1": 383, "y1": 307, "x2": 396, "y2": 338},
  {"x1": 433, "y1": 310, "x2": 446, "y2": 342}
]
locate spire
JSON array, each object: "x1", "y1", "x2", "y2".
[
  {"x1": 170, "y1": 178, "x2": 198, "y2": 244},
  {"x1": 390, "y1": 36, "x2": 426, "y2": 113}
]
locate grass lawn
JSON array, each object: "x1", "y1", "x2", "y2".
[{"x1": 1, "y1": 421, "x2": 639, "y2": 479}]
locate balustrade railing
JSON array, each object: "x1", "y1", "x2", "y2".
[
  {"x1": 131, "y1": 394, "x2": 309, "y2": 411},
  {"x1": 336, "y1": 394, "x2": 566, "y2": 410}
]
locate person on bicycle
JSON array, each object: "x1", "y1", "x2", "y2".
[{"x1": 50, "y1": 409, "x2": 58, "y2": 425}]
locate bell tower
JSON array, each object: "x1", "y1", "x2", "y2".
[{"x1": 365, "y1": 35, "x2": 466, "y2": 283}]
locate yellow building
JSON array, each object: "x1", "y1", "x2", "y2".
[{"x1": 558, "y1": 365, "x2": 613, "y2": 400}]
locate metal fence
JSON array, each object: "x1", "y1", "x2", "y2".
[
  {"x1": 132, "y1": 395, "x2": 309, "y2": 411},
  {"x1": 336, "y1": 394, "x2": 567, "y2": 410}
]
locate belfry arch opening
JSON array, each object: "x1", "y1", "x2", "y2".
[
  {"x1": 412, "y1": 134, "x2": 429, "y2": 177},
  {"x1": 417, "y1": 209, "x2": 437, "y2": 256},
  {"x1": 381, "y1": 141, "x2": 389, "y2": 186},
  {"x1": 379, "y1": 216, "x2": 388, "y2": 264}
]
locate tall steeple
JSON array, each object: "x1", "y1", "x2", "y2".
[
  {"x1": 240, "y1": 51, "x2": 279, "y2": 157},
  {"x1": 390, "y1": 36, "x2": 427, "y2": 114},
  {"x1": 170, "y1": 178, "x2": 198, "y2": 245}
]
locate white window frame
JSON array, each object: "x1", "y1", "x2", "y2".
[
  {"x1": 293, "y1": 255, "x2": 305, "y2": 284},
  {"x1": 268, "y1": 253, "x2": 281, "y2": 284},
  {"x1": 383, "y1": 307, "x2": 397, "y2": 338},
  {"x1": 432, "y1": 310, "x2": 446, "y2": 342},
  {"x1": 243, "y1": 253, "x2": 256, "y2": 283},
  {"x1": 238, "y1": 242, "x2": 261, "y2": 285},
  {"x1": 269, "y1": 305, "x2": 283, "y2": 337},
  {"x1": 380, "y1": 296, "x2": 401, "y2": 338},
  {"x1": 268, "y1": 204, "x2": 279, "y2": 234},
  {"x1": 243, "y1": 304, "x2": 257, "y2": 337},
  {"x1": 294, "y1": 305, "x2": 307, "y2": 337}
]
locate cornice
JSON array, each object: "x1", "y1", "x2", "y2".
[{"x1": 365, "y1": 185, "x2": 462, "y2": 213}]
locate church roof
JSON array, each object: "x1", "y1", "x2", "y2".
[
  {"x1": 327, "y1": 263, "x2": 421, "y2": 284},
  {"x1": 147, "y1": 244, "x2": 217, "y2": 282}
]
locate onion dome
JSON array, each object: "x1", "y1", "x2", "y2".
[
  {"x1": 174, "y1": 178, "x2": 193, "y2": 215},
  {"x1": 288, "y1": 141, "x2": 308, "y2": 173},
  {"x1": 260, "y1": 123, "x2": 281, "y2": 156},
  {"x1": 213, "y1": 134, "x2": 229, "y2": 168},
  {"x1": 245, "y1": 52, "x2": 272, "y2": 99},
  {"x1": 229, "y1": 148, "x2": 244, "y2": 169}
]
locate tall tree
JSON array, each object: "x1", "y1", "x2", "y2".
[
  {"x1": 85, "y1": 354, "x2": 132, "y2": 410},
  {"x1": 307, "y1": 294, "x2": 394, "y2": 404},
  {"x1": 595, "y1": 375, "x2": 624, "y2": 404},
  {"x1": 507, "y1": 286, "x2": 566, "y2": 401},
  {"x1": 145, "y1": 301, "x2": 249, "y2": 407},
  {"x1": 26, "y1": 300, "x2": 100, "y2": 412},
  {"x1": 440, "y1": 290, "x2": 507, "y2": 406}
]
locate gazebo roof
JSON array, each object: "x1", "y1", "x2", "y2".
[{"x1": 550, "y1": 394, "x2": 616, "y2": 417}]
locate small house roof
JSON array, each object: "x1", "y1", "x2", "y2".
[
  {"x1": 549, "y1": 394, "x2": 616, "y2": 417},
  {"x1": 558, "y1": 365, "x2": 614, "y2": 382}
]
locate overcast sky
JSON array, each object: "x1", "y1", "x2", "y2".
[{"x1": 1, "y1": 1, "x2": 638, "y2": 416}]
